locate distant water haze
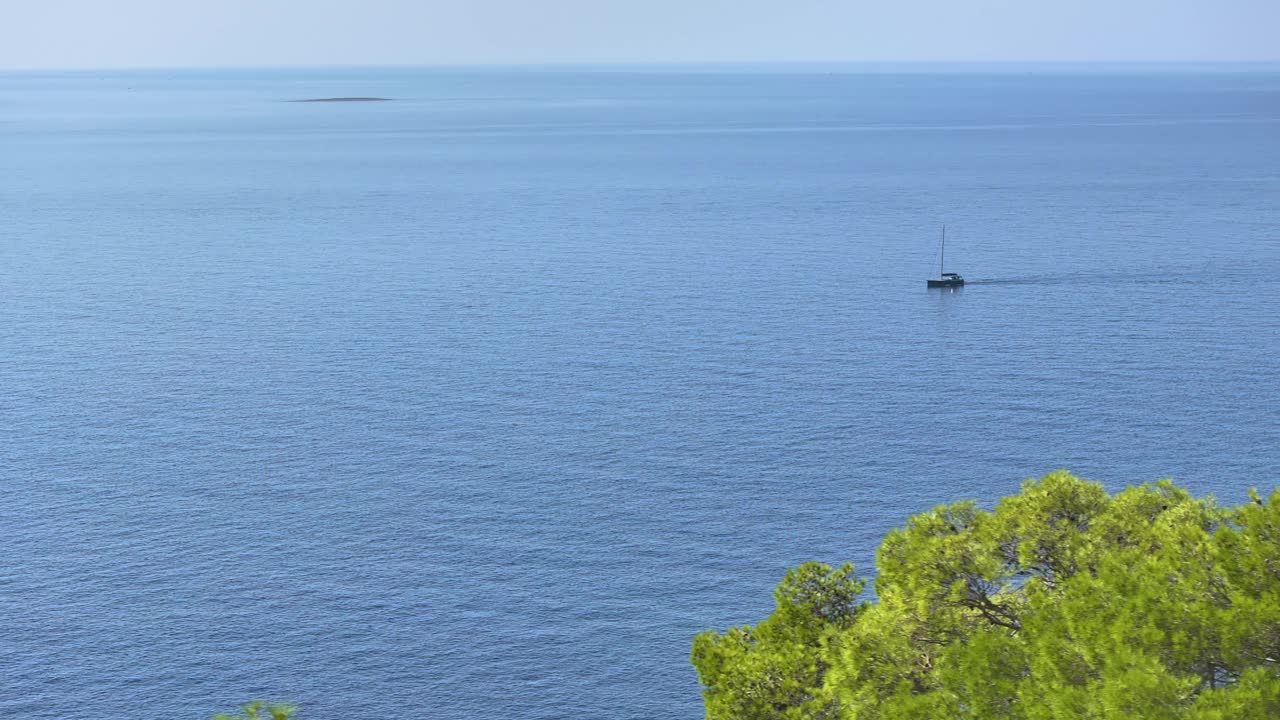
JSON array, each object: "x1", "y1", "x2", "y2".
[
  {"x1": 2, "y1": 67, "x2": 1278, "y2": 719},
  {"x1": 2, "y1": 0, "x2": 1278, "y2": 68}
]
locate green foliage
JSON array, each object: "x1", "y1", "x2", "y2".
[
  {"x1": 691, "y1": 561, "x2": 865, "y2": 719},
  {"x1": 212, "y1": 701, "x2": 297, "y2": 720},
  {"x1": 692, "y1": 472, "x2": 1280, "y2": 719}
]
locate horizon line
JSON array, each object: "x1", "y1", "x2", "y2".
[{"x1": 3, "y1": 59, "x2": 1280, "y2": 74}]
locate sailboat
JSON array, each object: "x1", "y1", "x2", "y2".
[{"x1": 926, "y1": 225, "x2": 964, "y2": 288}]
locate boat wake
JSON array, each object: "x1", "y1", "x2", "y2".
[{"x1": 965, "y1": 272, "x2": 1209, "y2": 287}]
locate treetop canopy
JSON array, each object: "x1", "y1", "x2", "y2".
[{"x1": 691, "y1": 471, "x2": 1280, "y2": 720}]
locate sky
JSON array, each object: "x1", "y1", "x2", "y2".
[{"x1": 2, "y1": 0, "x2": 1278, "y2": 69}]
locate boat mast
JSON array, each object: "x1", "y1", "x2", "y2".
[{"x1": 940, "y1": 224, "x2": 945, "y2": 277}]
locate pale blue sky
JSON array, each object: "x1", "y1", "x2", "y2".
[{"x1": 3, "y1": 0, "x2": 1277, "y2": 69}]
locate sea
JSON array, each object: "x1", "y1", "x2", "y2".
[{"x1": 2, "y1": 65, "x2": 1278, "y2": 719}]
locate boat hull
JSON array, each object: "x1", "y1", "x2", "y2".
[{"x1": 927, "y1": 279, "x2": 965, "y2": 288}]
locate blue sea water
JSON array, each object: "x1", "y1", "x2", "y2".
[{"x1": 1, "y1": 65, "x2": 1278, "y2": 719}]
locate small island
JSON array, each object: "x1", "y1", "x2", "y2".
[{"x1": 290, "y1": 97, "x2": 392, "y2": 103}]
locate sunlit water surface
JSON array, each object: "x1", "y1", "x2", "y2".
[{"x1": 2, "y1": 66, "x2": 1278, "y2": 719}]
